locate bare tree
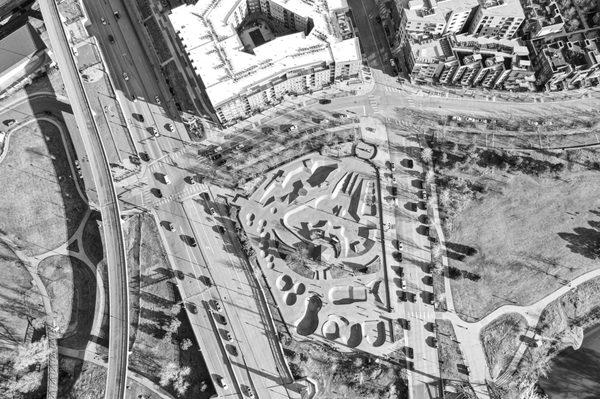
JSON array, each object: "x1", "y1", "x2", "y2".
[
  {"x1": 421, "y1": 147, "x2": 433, "y2": 163},
  {"x1": 13, "y1": 338, "x2": 51, "y2": 373},
  {"x1": 159, "y1": 362, "x2": 191, "y2": 395}
]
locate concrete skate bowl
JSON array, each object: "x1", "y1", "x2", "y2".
[
  {"x1": 295, "y1": 295, "x2": 322, "y2": 336},
  {"x1": 322, "y1": 319, "x2": 340, "y2": 340},
  {"x1": 293, "y1": 282, "x2": 305, "y2": 295},
  {"x1": 276, "y1": 274, "x2": 293, "y2": 291},
  {"x1": 328, "y1": 285, "x2": 367, "y2": 305},
  {"x1": 364, "y1": 320, "x2": 386, "y2": 347},
  {"x1": 322, "y1": 315, "x2": 363, "y2": 347},
  {"x1": 283, "y1": 291, "x2": 297, "y2": 306},
  {"x1": 306, "y1": 163, "x2": 338, "y2": 188}
]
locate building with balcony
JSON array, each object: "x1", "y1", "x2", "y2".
[
  {"x1": 468, "y1": 0, "x2": 525, "y2": 39},
  {"x1": 168, "y1": 0, "x2": 362, "y2": 125}
]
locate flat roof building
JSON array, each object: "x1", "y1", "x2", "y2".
[
  {"x1": 168, "y1": 0, "x2": 362, "y2": 125},
  {"x1": 0, "y1": 23, "x2": 48, "y2": 93}
]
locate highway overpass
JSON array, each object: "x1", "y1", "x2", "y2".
[{"x1": 38, "y1": 1, "x2": 130, "y2": 399}]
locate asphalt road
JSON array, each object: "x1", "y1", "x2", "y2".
[
  {"x1": 38, "y1": 1, "x2": 129, "y2": 399},
  {"x1": 141, "y1": 152, "x2": 297, "y2": 398},
  {"x1": 387, "y1": 132, "x2": 441, "y2": 399},
  {"x1": 82, "y1": 0, "x2": 191, "y2": 161}
]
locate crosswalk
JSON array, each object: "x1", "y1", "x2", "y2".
[{"x1": 368, "y1": 94, "x2": 379, "y2": 113}]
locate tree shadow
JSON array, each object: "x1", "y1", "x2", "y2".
[{"x1": 558, "y1": 218, "x2": 600, "y2": 260}]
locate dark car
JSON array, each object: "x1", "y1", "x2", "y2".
[
  {"x1": 133, "y1": 113, "x2": 144, "y2": 122},
  {"x1": 108, "y1": 34, "x2": 115, "y2": 43},
  {"x1": 139, "y1": 152, "x2": 150, "y2": 162},
  {"x1": 151, "y1": 188, "x2": 162, "y2": 198},
  {"x1": 393, "y1": 252, "x2": 402, "y2": 262},
  {"x1": 318, "y1": 99, "x2": 331, "y2": 104},
  {"x1": 403, "y1": 346, "x2": 414, "y2": 358},
  {"x1": 405, "y1": 159, "x2": 414, "y2": 168}
]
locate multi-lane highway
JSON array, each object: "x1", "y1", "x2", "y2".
[
  {"x1": 82, "y1": 0, "x2": 191, "y2": 161},
  {"x1": 38, "y1": 1, "x2": 129, "y2": 399}
]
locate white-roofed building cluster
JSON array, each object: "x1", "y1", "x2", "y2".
[{"x1": 168, "y1": 0, "x2": 362, "y2": 125}]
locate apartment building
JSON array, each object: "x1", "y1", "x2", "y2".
[
  {"x1": 168, "y1": 0, "x2": 362, "y2": 125},
  {"x1": 401, "y1": 0, "x2": 478, "y2": 38},
  {"x1": 468, "y1": 0, "x2": 525, "y2": 39},
  {"x1": 533, "y1": 37, "x2": 600, "y2": 90}
]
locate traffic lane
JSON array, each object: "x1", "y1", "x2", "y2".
[
  {"x1": 181, "y1": 209, "x2": 264, "y2": 399},
  {"x1": 155, "y1": 204, "x2": 244, "y2": 398},
  {"x1": 347, "y1": 0, "x2": 391, "y2": 74},
  {"x1": 83, "y1": 0, "x2": 183, "y2": 157},
  {"x1": 104, "y1": 0, "x2": 190, "y2": 142},
  {"x1": 184, "y1": 199, "x2": 281, "y2": 398}
]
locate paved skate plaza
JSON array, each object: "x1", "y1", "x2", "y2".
[{"x1": 236, "y1": 152, "x2": 401, "y2": 355}]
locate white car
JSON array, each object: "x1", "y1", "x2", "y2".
[
  {"x1": 155, "y1": 95, "x2": 161, "y2": 104},
  {"x1": 163, "y1": 175, "x2": 171, "y2": 185},
  {"x1": 149, "y1": 127, "x2": 160, "y2": 137},
  {"x1": 219, "y1": 377, "x2": 228, "y2": 389},
  {"x1": 101, "y1": 17, "x2": 107, "y2": 25},
  {"x1": 165, "y1": 123, "x2": 174, "y2": 132},
  {"x1": 401, "y1": 279, "x2": 407, "y2": 290},
  {"x1": 122, "y1": 72, "x2": 129, "y2": 81}
]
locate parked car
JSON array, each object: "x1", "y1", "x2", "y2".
[
  {"x1": 113, "y1": 10, "x2": 120, "y2": 19},
  {"x1": 101, "y1": 17, "x2": 107, "y2": 25},
  {"x1": 219, "y1": 377, "x2": 228, "y2": 389},
  {"x1": 155, "y1": 95, "x2": 161, "y2": 104},
  {"x1": 108, "y1": 34, "x2": 115, "y2": 43},
  {"x1": 164, "y1": 221, "x2": 176, "y2": 232},
  {"x1": 318, "y1": 98, "x2": 331, "y2": 104},
  {"x1": 149, "y1": 127, "x2": 160, "y2": 137},
  {"x1": 122, "y1": 72, "x2": 129, "y2": 81}
]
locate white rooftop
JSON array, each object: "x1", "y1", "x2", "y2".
[
  {"x1": 169, "y1": 0, "x2": 361, "y2": 106},
  {"x1": 405, "y1": 0, "x2": 479, "y2": 25}
]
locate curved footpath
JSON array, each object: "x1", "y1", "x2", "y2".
[{"x1": 38, "y1": 1, "x2": 130, "y2": 399}]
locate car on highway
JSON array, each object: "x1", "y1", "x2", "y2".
[
  {"x1": 213, "y1": 300, "x2": 222, "y2": 312},
  {"x1": 151, "y1": 188, "x2": 163, "y2": 198},
  {"x1": 218, "y1": 377, "x2": 228, "y2": 389},
  {"x1": 3, "y1": 119, "x2": 15, "y2": 126},
  {"x1": 185, "y1": 176, "x2": 196, "y2": 185},
  {"x1": 155, "y1": 95, "x2": 161, "y2": 104},
  {"x1": 149, "y1": 127, "x2": 160, "y2": 137},
  {"x1": 210, "y1": 207, "x2": 217, "y2": 215},
  {"x1": 224, "y1": 331, "x2": 232, "y2": 341},
  {"x1": 130, "y1": 94, "x2": 136, "y2": 101},
  {"x1": 114, "y1": 10, "x2": 120, "y2": 19},
  {"x1": 163, "y1": 174, "x2": 171, "y2": 184},
  {"x1": 133, "y1": 113, "x2": 144, "y2": 122},
  {"x1": 164, "y1": 221, "x2": 176, "y2": 232},
  {"x1": 122, "y1": 72, "x2": 129, "y2": 81},
  {"x1": 139, "y1": 152, "x2": 150, "y2": 162},
  {"x1": 393, "y1": 252, "x2": 402, "y2": 262},
  {"x1": 165, "y1": 123, "x2": 174, "y2": 132},
  {"x1": 186, "y1": 302, "x2": 198, "y2": 314},
  {"x1": 318, "y1": 98, "x2": 331, "y2": 104},
  {"x1": 245, "y1": 386, "x2": 255, "y2": 397},
  {"x1": 401, "y1": 279, "x2": 407, "y2": 290},
  {"x1": 181, "y1": 235, "x2": 197, "y2": 247},
  {"x1": 405, "y1": 159, "x2": 414, "y2": 168},
  {"x1": 108, "y1": 34, "x2": 115, "y2": 43},
  {"x1": 101, "y1": 17, "x2": 107, "y2": 25}
]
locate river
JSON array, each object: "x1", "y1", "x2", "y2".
[{"x1": 540, "y1": 324, "x2": 600, "y2": 398}]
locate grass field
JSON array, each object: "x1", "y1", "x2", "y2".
[
  {"x1": 126, "y1": 214, "x2": 214, "y2": 399},
  {"x1": 480, "y1": 313, "x2": 528, "y2": 379},
  {"x1": 58, "y1": 357, "x2": 106, "y2": 399},
  {"x1": 0, "y1": 242, "x2": 45, "y2": 355},
  {"x1": 37, "y1": 255, "x2": 97, "y2": 349},
  {"x1": 0, "y1": 120, "x2": 87, "y2": 255},
  {"x1": 436, "y1": 319, "x2": 471, "y2": 392},
  {"x1": 432, "y1": 139, "x2": 600, "y2": 321}
]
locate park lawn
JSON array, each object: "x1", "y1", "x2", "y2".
[
  {"x1": 0, "y1": 242, "x2": 45, "y2": 355},
  {"x1": 37, "y1": 255, "x2": 98, "y2": 348},
  {"x1": 0, "y1": 120, "x2": 87, "y2": 255},
  {"x1": 126, "y1": 214, "x2": 214, "y2": 399},
  {"x1": 480, "y1": 313, "x2": 528, "y2": 379},
  {"x1": 446, "y1": 169, "x2": 600, "y2": 321}
]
